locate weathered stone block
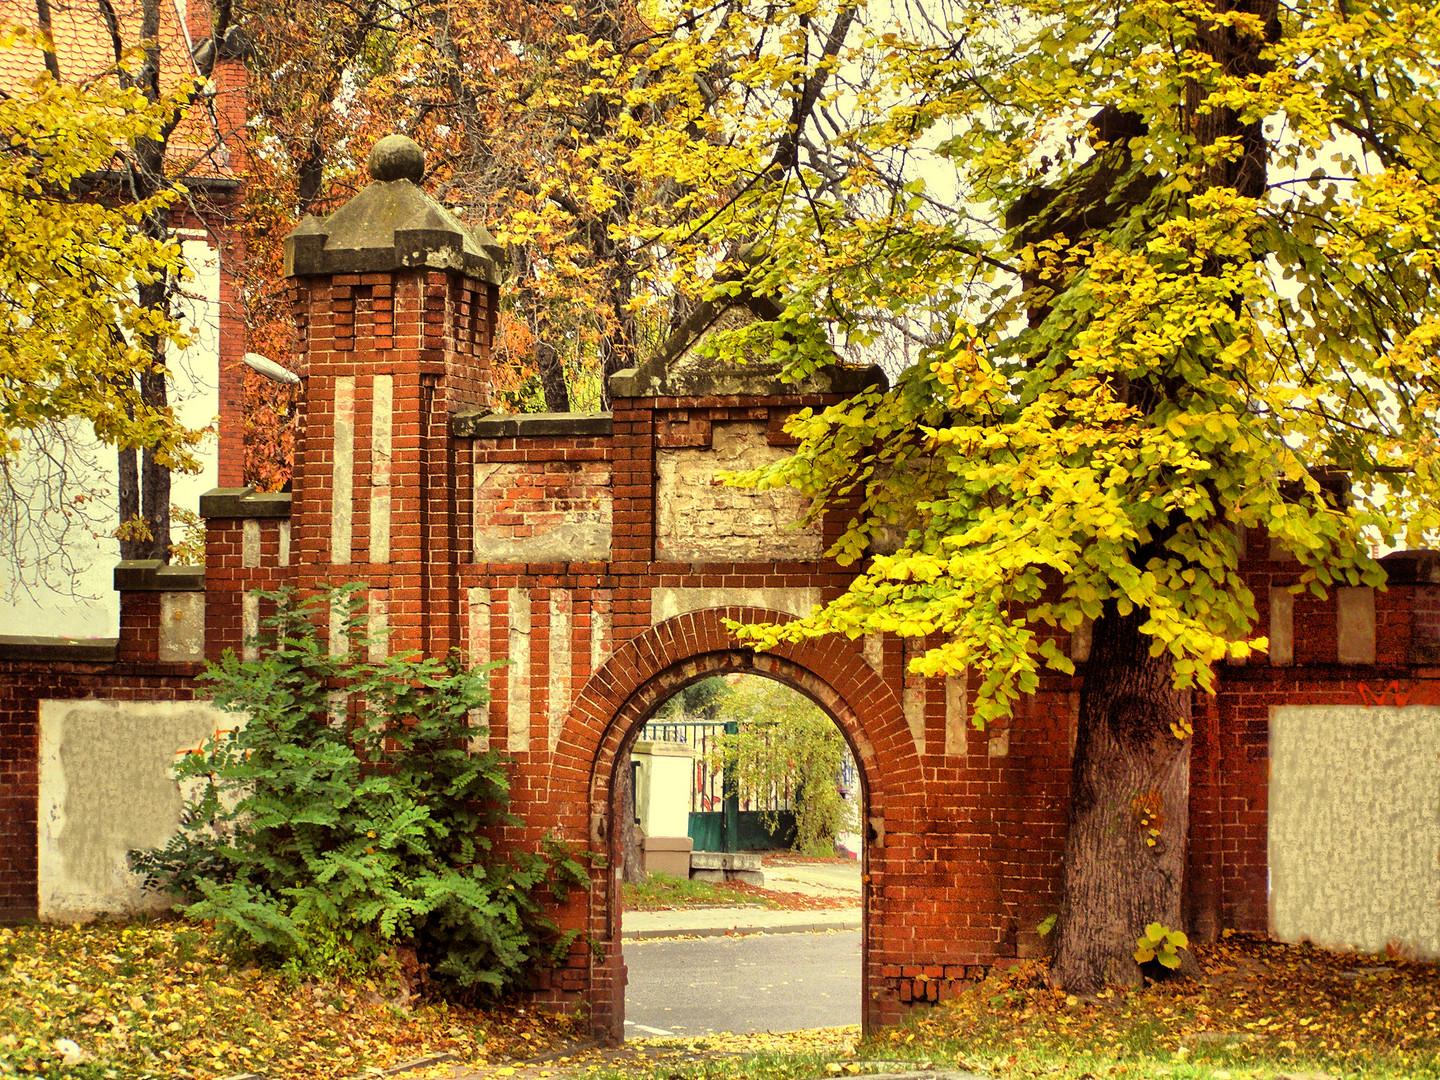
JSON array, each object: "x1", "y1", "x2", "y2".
[{"x1": 656, "y1": 421, "x2": 821, "y2": 563}]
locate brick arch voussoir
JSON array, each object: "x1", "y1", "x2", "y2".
[{"x1": 551, "y1": 607, "x2": 916, "y2": 828}]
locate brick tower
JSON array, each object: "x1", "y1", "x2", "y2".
[{"x1": 282, "y1": 134, "x2": 502, "y2": 659}]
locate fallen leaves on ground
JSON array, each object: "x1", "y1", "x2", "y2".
[
  {"x1": 708, "y1": 882, "x2": 856, "y2": 912},
  {"x1": 10, "y1": 918, "x2": 1424, "y2": 1080},
  {"x1": 889, "y1": 932, "x2": 1440, "y2": 1080},
  {"x1": 0, "y1": 920, "x2": 580, "y2": 1080}
]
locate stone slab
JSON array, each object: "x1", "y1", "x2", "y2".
[
  {"x1": 0, "y1": 636, "x2": 118, "y2": 663},
  {"x1": 112, "y1": 561, "x2": 205, "y2": 593},
  {"x1": 453, "y1": 411, "x2": 613, "y2": 439},
  {"x1": 198, "y1": 487, "x2": 293, "y2": 520}
]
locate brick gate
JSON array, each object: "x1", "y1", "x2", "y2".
[{"x1": 6, "y1": 134, "x2": 1440, "y2": 1042}]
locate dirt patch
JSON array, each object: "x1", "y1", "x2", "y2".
[{"x1": 719, "y1": 881, "x2": 857, "y2": 910}]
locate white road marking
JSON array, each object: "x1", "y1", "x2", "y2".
[{"x1": 624, "y1": 1021, "x2": 676, "y2": 1036}]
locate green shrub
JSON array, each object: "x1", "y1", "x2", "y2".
[{"x1": 131, "y1": 585, "x2": 587, "y2": 996}]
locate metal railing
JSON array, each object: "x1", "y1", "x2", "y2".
[
  {"x1": 641, "y1": 718, "x2": 859, "y2": 812},
  {"x1": 641, "y1": 718, "x2": 796, "y2": 813}
]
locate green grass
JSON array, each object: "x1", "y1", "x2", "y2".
[{"x1": 621, "y1": 872, "x2": 783, "y2": 910}]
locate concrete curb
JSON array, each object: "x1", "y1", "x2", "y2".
[{"x1": 623, "y1": 917, "x2": 861, "y2": 940}]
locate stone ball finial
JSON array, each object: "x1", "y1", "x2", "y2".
[{"x1": 368, "y1": 134, "x2": 425, "y2": 183}]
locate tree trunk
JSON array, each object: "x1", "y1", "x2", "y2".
[
  {"x1": 621, "y1": 760, "x2": 647, "y2": 885},
  {"x1": 117, "y1": 444, "x2": 139, "y2": 555},
  {"x1": 1049, "y1": 602, "x2": 1195, "y2": 992},
  {"x1": 536, "y1": 339, "x2": 571, "y2": 413},
  {"x1": 110, "y1": 0, "x2": 176, "y2": 564}
]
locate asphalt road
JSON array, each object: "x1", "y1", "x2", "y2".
[{"x1": 623, "y1": 929, "x2": 861, "y2": 1038}]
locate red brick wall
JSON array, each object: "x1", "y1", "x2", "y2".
[
  {"x1": 471, "y1": 458, "x2": 612, "y2": 547},
  {"x1": 203, "y1": 516, "x2": 294, "y2": 660}
]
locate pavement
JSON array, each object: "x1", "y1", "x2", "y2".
[
  {"x1": 623, "y1": 904, "x2": 861, "y2": 938},
  {"x1": 625, "y1": 927, "x2": 861, "y2": 1035}
]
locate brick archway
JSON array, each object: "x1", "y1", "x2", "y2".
[{"x1": 553, "y1": 607, "x2": 916, "y2": 1041}]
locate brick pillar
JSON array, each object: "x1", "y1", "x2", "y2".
[
  {"x1": 212, "y1": 31, "x2": 250, "y2": 489},
  {"x1": 283, "y1": 135, "x2": 503, "y2": 659}
]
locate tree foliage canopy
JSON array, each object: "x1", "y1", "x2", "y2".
[
  {"x1": 585, "y1": 0, "x2": 1440, "y2": 724},
  {"x1": 237, "y1": 0, "x2": 697, "y2": 426},
  {"x1": 562, "y1": 0, "x2": 1440, "y2": 987},
  {"x1": 215, "y1": 0, "x2": 1440, "y2": 988}
]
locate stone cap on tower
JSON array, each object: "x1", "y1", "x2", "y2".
[{"x1": 283, "y1": 134, "x2": 504, "y2": 283}]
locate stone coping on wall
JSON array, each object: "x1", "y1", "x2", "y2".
[
  {"x1": 112, "y1": 561, "x2": 206, "y2": 592},
  {"x1": 197, "y1": 487, "x2": 293, "y2": 519},
  {"x1": 608, "y1": 356, "x2": 885, "y2": 400},
  {"x1": 0, "y1": 635, "x2": 119, "y2": 663},
  {"x1": 452, "y1": 411, "x2": 613, "y2": 439},
  {"x1": 1379, "y1": 549, "x2": 1440, "y2": 584}
]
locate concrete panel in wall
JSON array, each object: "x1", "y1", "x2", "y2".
[
  {"x1": 38, "y1": 699, "x2": 238, "y2": 921},
  {"x1": 651, "y1": 585, "x2": 820, "y2": 625},
  {"x1": 1269, "y1": 704, "x2": 1440, "y2": 958},
  {"x1": 242, "y1": 591, "x2": 260, "y2": 662},
  {"x1": 332, "y1": 375, "x2": 356, "y2": 564},
  {"x1": 655, "y1": 422, "x2": 822, "y2": 563},
  {"x1": 329, "y1": 593, "x2": 348, "y2": 657},
  {"x1": 862, "y1": 635, "x2": 884, "y2": 674},
  {"x1": 590, "y1": 588, "x2": 613, "y2": 671},
  {"x1": 903, "y1": 638, "x2": 926, "y2": 759},
  {"x1": 944, "y1": 674, "x2": 968, "y2": 757},
  {"x1": 370, "y1": 374, "x2": 394, "y2": 563},
  {"x1": 473, "y1": 461, "x2": 612, "y2": 563},
  {"x1": 367, "y1": 589, "x2": 389, "y2": 662},
  {"x1": 549, "y1": 589, "x2": 572, "y2": 754},
  {"x1": 159, "y1": 593, "x2": 205, "y2": 663},
  {"x1": 242, "y1": 519, "x2": 261, "y2": 568},
  {"x1": 1269, "y1": 587, "x2": 1294, "y2": 666},
  {"x1": 1337, "y1": 587, "x2": 1377, "y2": 664},
  {"x1": 507, "y1": 587, "x2": 532, "y2": 752},
  {"x1": 467, "y1": 585, "x2": 492, "y2": 752}
]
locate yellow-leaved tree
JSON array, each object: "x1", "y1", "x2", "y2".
[
  {"x1": 596, "y1": 0, "x2": 1440, "y2": 990},
  {"x1": 0, "y1": 32, "x2": 192, "y2": 455},
  {"x1": 0, "y1": 16, "x2": 225, "y2": 591}
]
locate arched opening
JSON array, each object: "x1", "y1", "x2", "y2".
[{"x1": 594, "y1": 648, "x2": 879, "y2": 1040}]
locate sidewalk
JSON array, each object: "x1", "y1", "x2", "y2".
[
  {"x1": 624, "y1": 852, "x2": 862, "y2": 939},
  {"x1": 622, "y1": 903, "x2": 861, "y2": 939}
]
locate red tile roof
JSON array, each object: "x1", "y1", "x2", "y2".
[{"x1": 0, "y1": 0, "x2": 240, "y2": 181}]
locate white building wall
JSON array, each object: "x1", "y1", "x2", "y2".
[{"x1": 0, "y1": 235, "x2": 221, "y2": 637}]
